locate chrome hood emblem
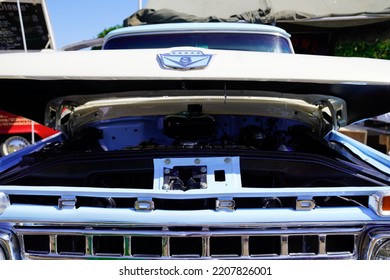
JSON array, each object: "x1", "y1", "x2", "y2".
[{"x1": 158, "y1": 50, "x2": 212, "y2": 70}]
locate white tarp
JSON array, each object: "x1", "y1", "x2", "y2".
[{"x1": 145, "y1": 0, "x2": 390, "y2": 27}]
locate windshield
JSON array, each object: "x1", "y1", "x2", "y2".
[{"x1": 104, "y1": 32, "x2": 293, "y2": 53}]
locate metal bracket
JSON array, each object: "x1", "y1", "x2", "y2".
[
  {"x1": 134, "y1": 200, "x2": 155, "y2": 211},
  {"x1": 296, "y1": 199, "x2": 316, "y2": 211},
  {"x1": 216, "y1": 199, "x2": 236, "y2": 211},
  {"x1": 58, "y1": 196, "x2": 77, "y2": 210}
]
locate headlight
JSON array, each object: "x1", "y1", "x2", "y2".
[
  {"x1": 363, "y1": 229, "x2": 390, "y2": 259},
  {"x1": 0, "y1": 231, "x2": 18, "y2": 260},
  {"x1": 372, "y1": 239, "x2": 390, "y2": 260},
  {"x1": 0, "y1": 246, "x2": 6, "y2": 260},
  {"x1": 0, "y1": 229, "x2": 20, "y2": 260}
]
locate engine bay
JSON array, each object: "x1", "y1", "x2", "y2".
[
  {"x1": 71, "y1": 101, "x2": 318, "y2": 151},
  {"x1": 0, "y1": 107, "x2": 388, "y2": 191},
  {"x1": 91, "y1": 109, "x2": 308, "y2": 153}
]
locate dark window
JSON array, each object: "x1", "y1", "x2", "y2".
[{"x1": 104, "y1": 33, "x2": 292, "y2": 53}]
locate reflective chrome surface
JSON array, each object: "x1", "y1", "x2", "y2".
[{"x1": 16, "y1": 226, "x2": 361, "y2": 260}]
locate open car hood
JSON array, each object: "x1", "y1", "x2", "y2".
[
  {"x1": 0, "y1": 48, "x2": 389, "y2": 133},
  {"x1": 46, "y1": 93, "x2": 345, "y2": 138}
]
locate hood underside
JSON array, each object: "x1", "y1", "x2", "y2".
[
  {"x1": 48, "y1": 93, "x2": 338, "y2": 137},
  {"x1": 1, "y1": 78, "x2": 389, "y2": 129},
  {"x1": 0, "y1": 49, "x2": 389, "y2": 126}
]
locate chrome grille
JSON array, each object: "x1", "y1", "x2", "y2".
[{"x1": 17, "y1": 227, "x2": 360, "y2": 259}]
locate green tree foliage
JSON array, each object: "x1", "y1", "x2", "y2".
[
  {"x1": 92, "y1": 25, "x2": 123, "y2": 50},
  {"x1": 96, "y1": 25, "x2": 123, "y2": 38},
  {"x1": 334, "y1": 39, "x2": 390, "y2": 59}
]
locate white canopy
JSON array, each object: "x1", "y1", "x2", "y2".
[{"x1": 145, "y1": 0, "x2": 390, "y2": 27}]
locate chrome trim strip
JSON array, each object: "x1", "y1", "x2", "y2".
[
  {"x1": 24, "y1": 254, "x2": 355, "y2": 260},
  {"x1": 1, "y1": 185, "x2": 389, "y2": 197},
  {"x1": 15, "y1": 227, "x2": 364, "y2": 236},
  {"x1": 3, "y1": 206, "x2": 390, "y2": 226}
]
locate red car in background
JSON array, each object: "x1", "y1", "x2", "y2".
[{"x1": 0, "y1": 110, "x2": 57, "y2": 156}]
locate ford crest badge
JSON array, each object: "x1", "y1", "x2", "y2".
[{"x1": 158, "y1": 50, "x2": 212, "y2": 70}]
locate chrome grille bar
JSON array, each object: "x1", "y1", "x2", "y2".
[
  {"x1": 124, "y1": 236, "x2": 131, "y2": 256},
  {"x1": 202, "y1": 236, "x2": 210, "y2": 258},
  {"x1": 319, "y1": 234, "x2": 326, "y2": 255},
  {"x1": 281, "y1": 235, "x2": 289, "y2": 256},
  {"x1": 86, "y1": 235, "x2": 93, "y2": 256},
  {"x1": 241, "y1": 236, "x2": 249, "y2": 257}
]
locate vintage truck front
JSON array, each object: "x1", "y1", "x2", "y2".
[{"x1": 0, "y1": 46, "x2": 389, "y2": 260}]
